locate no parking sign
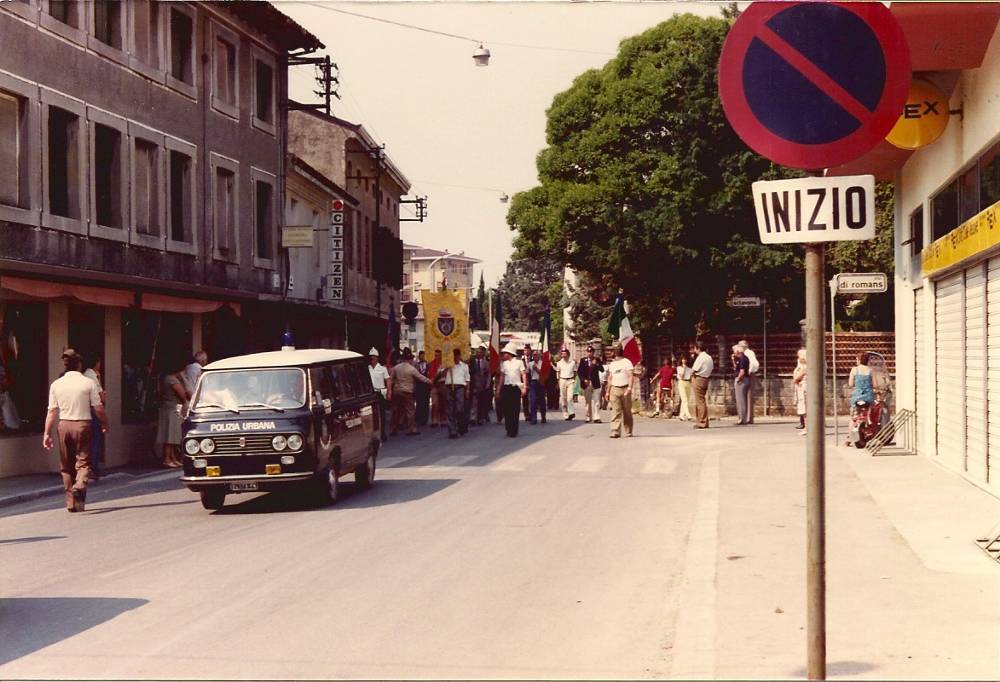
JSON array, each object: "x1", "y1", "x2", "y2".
[{"x1": 718, "y1": 2, "x2": 910, "y2": 170}]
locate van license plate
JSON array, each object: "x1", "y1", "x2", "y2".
[{"x1": 229, "y1": 482, "x2": 259, "y2": 492}]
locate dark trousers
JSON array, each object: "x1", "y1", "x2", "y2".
[
  {"x1": 415, "y1": 383, "x2": 430, "y2": 426},
  {"x1": 501, "y1": 386, "x2": 522, "y2": 437},
  {"x1": 476, "y1": 389, "x2": 492, "y2": 424},
  {"x1": 376, "y1": 393, "x2": 388, "y2": 440},
  {"x1": 58, "y1": 420, "x2": 92, "y2": 510},
  {"x1": 447, "y1": 386, "x2": 467, "y2": 436},
  {"x1": 528, "y1": 380, "x2": 546, "y2": 423}
]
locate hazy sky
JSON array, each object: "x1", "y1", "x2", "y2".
[{"x1": 281, "y1": 1, "x2": 724, "y2": 285}]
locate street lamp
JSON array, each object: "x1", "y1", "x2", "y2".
[
  {"x1": 427, "y1": 251, "x2": 465, "y2": 291},
  {"x1": 472, "y1": 43, "x2": 491, "y2": 66},
  {"x1": 499, "y1": 192, "x2": 509, "y2": 203}
]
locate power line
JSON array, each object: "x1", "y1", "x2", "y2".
[{"x1": 302, "y1": 3, "x2": 615, "y2": 56}]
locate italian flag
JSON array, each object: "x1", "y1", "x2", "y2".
[
  {"x1": 539, "y1": 308, "x2": 553, "y2": 384},
  {"x1": 489, "y1": 290, "x2": 501, "y2": 374},
  {"x1": 608, "y1": 292, "x2": 641, "y2": 365}
]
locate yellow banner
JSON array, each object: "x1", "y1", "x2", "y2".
[
  {"x1": 922, "y1": 200, "x2": 1000, "y2": 277},
  {"x1": 422, "y1": 289, "x2": 468, "y2": 368}
]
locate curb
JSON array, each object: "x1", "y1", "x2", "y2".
[{"x1": 0, "y1": 469, "x2": 180, "y2": 510}]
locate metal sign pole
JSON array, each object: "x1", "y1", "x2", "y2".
[
  {"x1": 830, "y1": 277, "x2": 839, "y2": 444},
  {"x1": 763, "y1": 298, "x2": 768, "y2": 417},
  {"x1": 805, "y1": 243, "x2": 827, "y2": 680}
]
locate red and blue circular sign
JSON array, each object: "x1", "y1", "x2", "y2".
[{"x1": 719, "y1": 2, "x2": 911, "y2": 170}]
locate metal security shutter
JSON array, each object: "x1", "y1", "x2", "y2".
[
  {"x1": 914, "y1": 288, "x2": 927, "y2": 453},
  {"x1": 987, "y1": 257, "x2": 1000, "y2": 495},
  {"x1": 965, "y1": 264, "x2": 987, "y2": 480},
  {"x1": 935, "y1": 273, "x2": 965, "y2": 471}
]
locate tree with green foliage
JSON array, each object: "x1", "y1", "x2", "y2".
[{"x1": 497, "y1": 258, "x2": 563, "y2": 334}]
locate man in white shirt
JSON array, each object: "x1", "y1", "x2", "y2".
[
  {"x1": 738, "y1": 340, "x2": 757, "y2": 424},
  {"x1": 183, "y1": 350, "x2": 208, "y2": 396},
  {"x1": 602, "y1": 345, "x2": 635, "y2": 438},
  {"x1": 43, "y1": 349, "x2": 110, "y2": 512},
  {"x1": 526, "y1": 349, "x2": 547, "y2": 425},
  {"x1": 368, "y1": 348, "x2": 391, "y2": 442},
  {"x1": 556, "y1": 348, "x2": 577, "y2": 420},
  {"x1": 496, "y1": 344, "x2": 527, "y2": 438},
  {"x1": 690, "y1": 340, "x2": 714, "y2": 429},
  {"x1": 446, "y1": 348, "x2": 471, "y2": 438}
]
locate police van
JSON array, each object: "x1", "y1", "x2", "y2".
[{"x1": 180, "y1": 349, "x2": 379, "y2": 511}]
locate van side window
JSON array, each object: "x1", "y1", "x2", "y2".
[
  {"x1": 348, "y1": 361, "x2": 369, "y2": 396},
  {"x1": 330, "y1": 364, "x2": 354, "y2": 401},
  {"x1": 310, "y1": 366, "x2": 334, "y2": 406}
]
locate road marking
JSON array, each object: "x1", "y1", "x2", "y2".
[
  {"x1": 669, "y1": 451, "x2": 719, "y2": 679},
  {"x1": 566, "y1": 456, "x2": 607, "y2": 473},
  {"x1": 642, "y1": 458, "x2": 678, "y2": 476},
  {"x1": 380, "y1": 457, "x2": 416, "y2": 468},
  {"x1": 490, "y1": 455, "x2": 543, "y2": 472},
  {"x1": 429, "y1": 455, "x2": 479, "y2": 469}
]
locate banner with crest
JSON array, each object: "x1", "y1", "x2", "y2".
[{"x1": 422, "y1": 289, "x2": 468, "y2": 368}]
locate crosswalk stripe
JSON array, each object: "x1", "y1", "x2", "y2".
[
  {"x1": 380, "y1": 456, "x2": 416, "y2": 468},
  {"x1": 566, "y1": 456, "x2": 608, "y2": 473},
  {"x1": 642, "y1": 458, "x2": 678, "y2": 475},
  {"x1": 490, "y1": 454, "x2": 544, "y2": 472},
  {"x1": 431, "y1": 455, "x2": 479, "y2": 468}
]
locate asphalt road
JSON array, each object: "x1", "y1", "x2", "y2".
[{"x1": 1, "y1": 414, "x2": 707, "y2": 679}]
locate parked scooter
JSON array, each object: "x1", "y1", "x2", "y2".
[{"x1": 847, "y1": 398, "x2": 883, "y2": 448}]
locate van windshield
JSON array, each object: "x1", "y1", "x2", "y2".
[{"x1": 193, "y1": 368, "x2": 307, "y2": 413}]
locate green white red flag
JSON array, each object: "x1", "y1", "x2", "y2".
[{"x1": 608, "y1": 293, "x2": 641, "y2": 365}]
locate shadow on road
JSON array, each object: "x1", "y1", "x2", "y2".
[
  {"x1": 790, "y1": 661, "x2": 879, "y2": 677},
  {"x1": 1, "y1": 474, "x2": 184, "y2": 519},
  {"x1": 0, "y1": 535, "x2": 66, "y2": 546},
  {"x1": 0, "y1": 597, "x2": 148, "y2": 666},
  {"x1": 215, "y1": 478, "x2": 458, "y2": 515},
  {"x1": 84, "y1": 499, "x2": 196, "y2": 515}
]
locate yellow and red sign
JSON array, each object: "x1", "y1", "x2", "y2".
[
  {"x1": 887, "y1": 80, "x2": 950, "y2": 150},
  {"x1": 422, "y1": 289, "x2": 468, "y2": 368},
  {"x1": 922, "y1": 200, "x2": 1000, "y2": 277}
]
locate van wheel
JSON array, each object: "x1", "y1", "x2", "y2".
[
  {"x1": 200, "y1": 489, "x2": 226, "y2": 510},
  {"x1": 355, "y1": 447, "x2": 377, "y2": 490},
  {"x1": 318, "y1": 461, "x2": 339, "y2": 504}
]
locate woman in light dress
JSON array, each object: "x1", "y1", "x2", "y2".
[
  {"x1": 793, "y1": 348, "x2": 807, "y2": 435},
  {"x1": 157, "y1": 356, "x2": 190, "y2": 468},
  {"x1": 675, "y1": 353, "x2": 693, "y2": 421}
]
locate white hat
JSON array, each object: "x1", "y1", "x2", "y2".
[
  {"x1": 501, "y1": 343, "x2": 517, "y2": 355},
  {"x1": 368, "y1": 347, "x2": 379, "y2": 357}
]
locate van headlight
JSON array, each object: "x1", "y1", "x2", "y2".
[
  {"x1": 286, "y1": 433, "x2": 303, "y2": 451},
  {"x1": 184, "y1": 439, "x2": 200, "y2": 455},
  {"x1": 280, "y1": 455, "x2": 295, "y2": 465},
  {"x1": 271, "y1": 435, "x2": 287, "y2": 451},
  {"x1": 199, "y1": 438, "x2": 216, "y2": 454}
]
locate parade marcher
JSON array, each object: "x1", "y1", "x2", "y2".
[
  {"x1": 651, "y1": 358, "x2": 675, "y2": 417},
  {"x1": 732, "y1": 344, "x2": 751, "y2": 425},
  {"x1": 793, "y1": 348, "x2": 808, "y2": 435},
  {"x1": 496, "y1": 344, "x2": 527, "y2": 437},
  {"x1": 676, "y1": 353, "x2": 693, "y2": 421},
  {"x1": 520, "y1": 344, "x2": 532, "y2": 420},
  {"x1": 556, "y1": 347, "x2": 577, "y2": 420},
  {"x1": 634, "y1": 359, "x2": 649, "y2": 412},
  {"x1": 690, "y1": 340, "x2": 714, "y2": 429},
  {"x1": 388, "y1": 347, "x2": 431, "y2": 436},
  {"x1": 577, "y1": 346, "x2": 603, "y2": 423},
  {"x1": 526, "y1": 349, "x2": 547, "y2": 425},
  {"x1": 0, "y1": 314, "x2": 20, "y2": 432},
  {"x1": 738, "y1": 340, "x2": 758, "y2": 423},
  {"x1": 429, "y1": 349, "x2": 447, "y2": 427},
  {"x1": 157, "y1": 356, "x2": 190, "y2": 467},
  {"x1": 415, "y1": 350, "x2": 430, "y2": 426},
  {"x1": 43, "y1": 349, "x2": 109, "y2": 512},
  {"x1": 446, "y1": 348, "x2": 470, "y2": 438},
  {"x1": 471, "y1": 344, "x2": 492, "y2": 425},
  {"x1": 603, "y1": 344, "x2": 635, "y2": 438},
  {"x1": 183, "y1": 350, "x2": 208, "y2": 396},
  {"x1": 83, "y1": 355, "x2": 106, "y2": 479},
  {"x1": 368, "y1": 348, "x2": 391, "y2": 442}
]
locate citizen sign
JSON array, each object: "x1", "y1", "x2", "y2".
[{"x1": 751, "y1": 175, "x2": 876, "y2": 245}]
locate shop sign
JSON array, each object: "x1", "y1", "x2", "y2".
[
  {"x1": 282, "y1": 226, "x2": 314, "y2": 248},
  {"x1": 886, "y1": 80, "x2": 950, "y2": 150},
  {"x1": 922, "y1": 200, "x2": 1000, "y2": 277}
]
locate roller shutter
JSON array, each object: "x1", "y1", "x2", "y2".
[
  {"x1": 965, "y1": 264, "x2": 987, "y2": 479},
  {"x1": 935, "y1": 273, "x2": 965, "y2": 471},
  {"x1": 914, "y1": 288, "x2": 927, "y2": 454},
  {"x1": 988, "y1": 257, "x2": 1000, "y2": 495}
]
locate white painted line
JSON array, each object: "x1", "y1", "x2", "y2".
[
  {"x1": 490, "y1": 454, "x2": 544, "y2": 472},
  {"x1": 669, "y1": 451, "x2": 719, "y2": 679},
  {"x1": 642, "y1": 458, "x2": 678, "y2": 476},
  {"x1": 566, "y1": 456, "x2": 608, "y2": 473},
  {"x1": 380, "y1": 457, "x2": 416, "y2": 468}
]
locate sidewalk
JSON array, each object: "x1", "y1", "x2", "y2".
[
  {"x1": 0, "y1": 466, "x2": 179, "y2": 509},
  {"x1": 699, "y1": 416, "x2": 1000, "y2": 680}
]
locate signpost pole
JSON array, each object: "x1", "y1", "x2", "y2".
[
  {"x1": 830, "y1": 278, "x2": 839, "y2": 444},
  {"x1": 763, "y1": 298, "x2": 768, "y2": 417},
  {"x1": 805, "y1": 243, "x2": 827, "y2": 681}
]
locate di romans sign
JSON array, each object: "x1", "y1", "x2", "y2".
[
  {"x1": 751, "y1": 175, "x2": 875, "y2": 244},
  {"x1": 835, "y1": 272, "x2": 887, "y2": 293},
  {"x1": 718, "y1": 2, "x2": 910, "y2": 170}
]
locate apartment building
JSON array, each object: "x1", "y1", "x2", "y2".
[{"x1": 400, "y1": 244, "x2": 481, "y2": 352}]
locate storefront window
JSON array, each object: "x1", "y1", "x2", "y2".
[
  {"x1": 931, "y1": 180, "x2": 958, "y2": 241},
  {"x1": 68, "y1": 304, "x2": 105, "y2": 372},
  {"x1": 0, "y1": 302, "x2": 48, "y2": 433},
  {"x1": 979, "y1": 143, "x2": 1000, "y2": 211},
  {"x1": 959, "y1": 165, "x2": 979, "y2": 223},
  {"x1": 121, "y1": 309, "x2": 192, "y2": 424}
]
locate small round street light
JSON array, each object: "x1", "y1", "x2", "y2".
[
  {"x1": 472, "y1": 43, "x2": 491, "y2": 67},
  {"x1": 499, "y1": 193, "x2": 509, "y2": 203}
]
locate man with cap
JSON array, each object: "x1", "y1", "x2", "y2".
[
  {"x1": 387, "y1": 347, "x2": 431, "y2": 436},
  {"x1": 368, "y1": 348, "x2": 391, "y2": 442},
  {"x1": 43, "y1": 349, "x2": 110, "y2": 512},
  {"x1": 556, "y1": 347, "x2": 577, "y2": 421},
  {"x1": 603, "y1": 344, "x2": 635, "y2": 438},
  {"x1": 415, "y1": 350, "x2": 431, "y2": 426},
  {"x1": 470, "y1": 344, "x2": 492, "y2": 425},
  {"x1": 526, "y1": 348, "x2": 547, "y2": 425},
  {"x1": 496, "y1": 344, "x2": 527, "y2": 437},
  {"x1": 445, "y1": 348, "x2": 471, "y2": 438},
  {"x1": 578, "y1": 345, "x2": 604, "y2": 423},
  {"x1": 738, "y1": 339, "x2": 757, "y2": 424}
]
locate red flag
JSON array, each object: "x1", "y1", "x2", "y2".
[
  {"x1": 609, "y1": 293, "x2": 641, "y2": 365},
  {"x1": 488, "y1": 291, "x2": 501, "y2": 373},
  {"x1": 539, "y1": 309, "x2": 553, "y2": 384}
]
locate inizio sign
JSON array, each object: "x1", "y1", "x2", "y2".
[
  {"x1": 835, "y1": 272, "x2": 887, "y2": 293},
  {"x1": 751, "y1": 175, "x2": 875, "y2": 245}
]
